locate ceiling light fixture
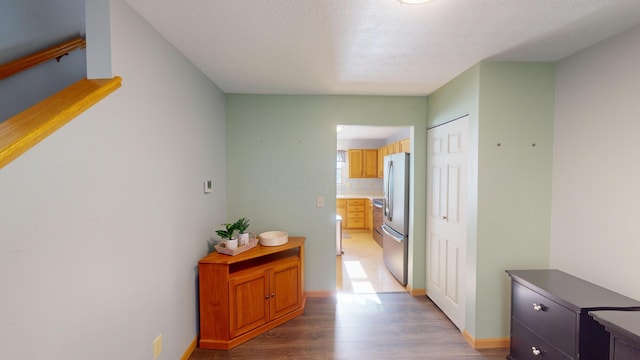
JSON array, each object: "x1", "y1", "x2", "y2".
[{"x1": 398, "y1": 0, "x2": 434, "y2": 4}]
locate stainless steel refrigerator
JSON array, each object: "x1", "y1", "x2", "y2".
[{"x1": 382, "y1": 152, "x2": 410, "y2": 286}]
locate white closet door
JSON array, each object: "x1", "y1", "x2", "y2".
[{"x1": 426, "y1": 115, "x2": 469, "y2": 331}]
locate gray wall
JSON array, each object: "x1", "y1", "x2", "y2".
[
  {"x1": 0, "y1": 1, "x2": 227, "y2": 359},
  {"x1": 551, "y1": 24, "x2": 640, "y2": 300},
  {"x1": 0, "y1": 0, "x2": 87, "y2": 121}
]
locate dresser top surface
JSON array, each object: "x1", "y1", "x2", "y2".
[
  {"x1": 507, "y1": 269, "x2": 640, "y2": 311},
  {"x1": 590, "y1": 310, "x2": 640, "y2": 344}
]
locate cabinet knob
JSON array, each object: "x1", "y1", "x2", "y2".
[
  {"x1": 265, "y1": 295, "x2": 270, "y2": 300},
  {"x1": 531, "y1": 347, "x2": 541, "y2": 356},
  {"x1": 533, "y1": 303, "x2": 543, "y2": 311},
  {"x1": 271, "y1": 293, "x2": 276, "y2": 298}
]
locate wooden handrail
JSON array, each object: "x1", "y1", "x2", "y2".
[
  {"x1": 0, "y1": 37, "x2": 86, "y2": 80},
  {"x1": 0, "y1": 77, "x2": 122, "y2": 170}
]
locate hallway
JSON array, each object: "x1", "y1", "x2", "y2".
[{"x1": 336, "y1": 230, "x2": 406, "y2": 294}]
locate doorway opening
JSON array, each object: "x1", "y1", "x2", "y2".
[{"x1": 336, "y1": 125, "x2": 411, "y2": 295}]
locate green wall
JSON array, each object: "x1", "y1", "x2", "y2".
[
  {"x1": 476, "y1": 62, "x2": 554, "y2": 338},
  {"x1": 225, "y1": 95, "x2": 427, "y2": 291},
  {"x1": 426, "y1": 64, "x2": 481, "y2": 336},
  {"x1": 426, "y1": 62, "x2": 554, "y2": 339},
  {"x1": 225, "y1": 61, "x2": 553, "y2": 339}
]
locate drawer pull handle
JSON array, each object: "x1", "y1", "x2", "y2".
[
  {"x1": 533, "y1": 303, "x2": 543, "y2": 311},
  {"x1": 532, "y1": 346, "x2": 541, "y2": 356}
]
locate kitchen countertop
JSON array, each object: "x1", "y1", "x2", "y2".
[{"x1": 337, "y1": 194, "x2": 383, "y2": 200}]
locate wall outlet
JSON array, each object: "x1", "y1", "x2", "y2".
[{"x1": 153, "y1": 334, "x2": 162, "y2": 359}]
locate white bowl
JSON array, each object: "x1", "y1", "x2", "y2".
[{"x1": 259, "y1": 231, "x2": 289, "y2": 246}]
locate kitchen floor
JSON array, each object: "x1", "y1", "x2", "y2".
[{"x1": 336, "y1": 229, "x2": 407, "y2": 293}]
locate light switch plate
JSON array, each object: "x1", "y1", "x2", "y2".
[
  {"x1": 316, "y1": 196, "x2": 325, "y2": 208},
  {"x1": 204, "y1": 180, "x2": 213, "y2": 193}
]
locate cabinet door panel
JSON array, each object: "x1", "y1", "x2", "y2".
[
  {"x1": 270, "y1": 261, "x2": 301, "y2": 320},
  {"x1": 401, "y1": 139, "x2": 410, "y2": 153},
  {"x1": 229, "y1": 271, "x2": 269, "y2": 338},
  {"x1": 337, "y1": 199, "x2": 347, "y2": 229},
  {"x1": 348, "y1": 149, "x2": 364, "y2": 178},
  {"x1": 347, "y1": 218, "x2": 364, "y2": 229},
  {"x1": 364, "y1": 149, "x2": 378, "y2": 177},
  {"x1": 378, "y1": 146, "x2": 387, "y2": 178}
]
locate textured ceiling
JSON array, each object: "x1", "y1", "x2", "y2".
[{"x1": 124, "y1": 0, "x2": 640, "y2": 96}]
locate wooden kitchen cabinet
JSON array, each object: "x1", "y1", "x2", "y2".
[
  {"x1": 348, "y1": 149, "x2": 377, "y2": 178},
  {"x1": 377, "y1": 145, "x2": 387, "y2": 178},
  {"x1": 400, "y1": 138, "x2": 410, "y2": 153},
  {"x1": 378, "y1": 139, "x2": 409, "y2": 178},
  {"x1": 347, "y1": 198, "x2": 365, "y2": 229},
  {"x1": 336, "y1": 199, "x2": 347, "y2": 229},
  {"x1": 392, "y1": 142, "x2": 400, "y2": 154},
  {"x1": 199, "y1": 238, "x2": 306, "y2": 350},
  {"x1": 365, "y1": 199, "x2": 372, "y2": 231}
]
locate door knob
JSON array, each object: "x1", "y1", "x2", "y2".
[{"x1": 531, "y1": 347, "x2": 541, "y2": 356}]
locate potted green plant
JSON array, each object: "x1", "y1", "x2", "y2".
[
  {"x1": 215, "y1": 222, "x2": 238, "y2": 249},
  {"x1": 234, "y1": 218, "x2": 253, "y2": 246},
  {"x1": 215, "y1": 222, "x2": 236, "y2": 240},
  {"x1": 235, "y1": 218, "x2": 250, "y2": 234}
]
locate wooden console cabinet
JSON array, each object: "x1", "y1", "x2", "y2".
[
  {"x1": 506, "y1": 270, "x2": 640, "y2": 360},
  {"x1": 198, "y1": 237, "x2": 306, "y2": 349}
]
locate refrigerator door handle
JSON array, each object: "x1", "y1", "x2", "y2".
[
  {"x1": 387, "y1": 160, "x2": 393, "y2": 220},
  {"x1": 381, "y1": 224, "x2": 403, "y2": 242}
]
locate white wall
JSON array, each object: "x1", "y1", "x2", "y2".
[
  {"x1": 551, "y1": 24, "x2": 640, "y2": 300},
  {"x1": 0, "y1": 1, "x2": 227, "y2": 359}
]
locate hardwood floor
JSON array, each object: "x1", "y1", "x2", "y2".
[
  {"x1": 190, "y1": 230, "x2": 509, "y2": 359},
  {"x1": 337, "y1": 230, "x2": 406, "y2": 294},
  {"x1": 189, "y1": 293, "x2": 508, "y2": 359}
]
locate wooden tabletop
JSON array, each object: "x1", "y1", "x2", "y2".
[{"x1": 199, "y1": 237, "x2": 305, "y2": 265}]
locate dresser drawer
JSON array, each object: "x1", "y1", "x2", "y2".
[
  {"x1": 511, "y1": 320, "x2": 572, "y2": 360},
  {"x1": 347, "y1": 199, "x2": 365, "y2": 206},
  {"x1": 512, "y1": 281, "x2": 577, "y2": 357},
  {"x1": 348, "y1": 205, "x2": 365, "y2": 212},
  {"x1": 612, "y1": 337, "x2": 640, "y2": 360}
]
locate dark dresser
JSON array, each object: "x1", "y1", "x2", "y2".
[
  {"x1": 506, "y1": 270, "x2": 640, "y2": 360},
  {"x1": 590, "y1": 310, "x2": 640, "y2": 360}
]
